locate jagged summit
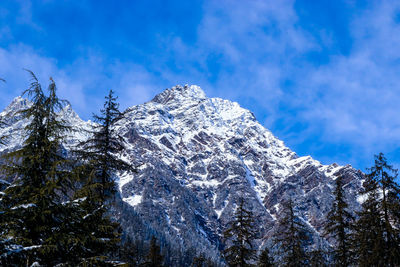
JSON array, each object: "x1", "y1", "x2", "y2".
[
  {"x1": 151, "y1": 84, "x2": 207, "y2": 104},
  {"x1": 1, "y1": 96, "x2": 31, "y2": 116}
]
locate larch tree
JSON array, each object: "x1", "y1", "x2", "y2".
[{"x1": 223, "y1": 197, "x2": 256, "y2": 267}]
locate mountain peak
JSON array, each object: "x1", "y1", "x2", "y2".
[
  {"x1": 151, "y1": 84, "x2": 206, "y2": 105},
  {"x1": 1, "y1": 96, "x2": 31, "y2": 115}
]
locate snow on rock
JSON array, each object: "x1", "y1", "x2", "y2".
[
  {"x1": 0, "y1": 85, "x2": 365, "y2": 256},
  {"x1": 116, "y1": 84, "x2": 364, "y2": 253},
  {"x1": 123, "y1": 195, "x2": 142, "y2": 207}
]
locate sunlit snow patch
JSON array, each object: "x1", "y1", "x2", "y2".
[{"x1": 123, "y1": 195, "x2": 142, "y2": 207}]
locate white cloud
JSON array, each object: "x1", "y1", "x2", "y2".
[
  {"x1": 1, "y1": 0, "x2": 399, "y2": 168},
  {"x1": 0, "y1": 45, "x2": 163, "y2": 119},
  {"x1": 297, "y1": 1, "x2": 400, "y2": 153}
]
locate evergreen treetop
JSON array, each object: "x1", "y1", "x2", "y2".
[
  {"x1": 67, "y1": 89, "x2": 133, "y2": 264},
  {"x1": 0, "y1": 72, "x2": 74, "y2": 266},
  {"x1": 272, "y1": 199, "x2": 311, "y2": 267},
  {"x1": 74, "y1": 89, "x2": 132, "y2": 203},
  {"x1": 223, "y1": 197, "x2": 256, "y2": 267},
  {"x1": 324, "y1": 176, "x2": 354, "y2": 266},
  {"x1": 257, "y1": 247, "x2": 274, "y2": 267},
  {"x1": 145, "y1": 236, "x2": 164, "y2": 267},
  {"x1": 353, "y1": 153, "x2": 400, "y2": 266}
]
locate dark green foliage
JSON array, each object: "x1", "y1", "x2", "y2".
[
  {"x1": 223, "y1": 197, "x2": 256, "y2": 267},
  {"x1": 191, "y1": 253, "x2": 207, "y2": 267},
  {"x1": 70, "y1": 89, "x2": 132, "y2": 263},
  {"x1": 258, "y1": 247, "x2": 274, "y2": 267},
  {"x1": 145, "y1": 236, "x2": 164, "y2": 267},
  {"x1": 352, "y1": 173, "x2": 386, "y2": 266},
  {"x1": 119, "y1": 237, "x2": 146, "y2": 266},
  {"x1": 308, "y1": 247, "x2": 327, "y2": 267},
  {"x1": 191, "y1": 253, "x2": 219, "y2": 267},
  {"x1": 353, "y1": 153, "x2": 400, "y2": 266},
  {"x1": 0, "y1": 72, "x2": 74, "y2": 265},
  {"x1": 75, "y1": 89, "x2": 132, "y2": 203},
  {"x1": 324, "y1": 176, "x2": 354, "y2": 266},
  {"x1": 272, "y1": 199, "x2": 311, "y2": 267}
]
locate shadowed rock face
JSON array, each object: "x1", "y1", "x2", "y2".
[{"x1": 0, "y1": 85, "x2": 364, "y2": 257}]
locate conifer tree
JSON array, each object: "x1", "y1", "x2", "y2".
[
  {"x1": 353, "y1": 153, "x2": 400, "y2": 266},
  {"x1": 71, "y1": 89, "x2": 132, "y2": 263},
  {"x1": 75, "y1": 89, "x2": 131, "y2": 202},
  {"x1": 324, "y1": 176, "x2": 354, "y2": 266},
  {"x1": 369, "y1": 153, "x2": 400, "y2": 266},
  {"x1": 308, "y1": 246, "x2": 327, "y2": 267},
  {"x1": 0, "y1": 72, "x2": 74, "y2": 266},
  {"x1": 223, "y1": 197, "x2": 256, "y2": 267},
  {"x1": 258, "y1": 247, "x2": 274, "y2": 267},
  {"x1": 119, "y1": 236, "x2": 143, "y2": 266},
  {"x1": 145, "y1": 236, "x2": 164, "y2": 267},
  {"x1": 272, "y1": 199, "x2": 311, "y2": 267},
  {"x1": 352, "y1": 173, "x2": 386, "y2": 266},
  {"x1": 191, "y1": 253, "x2": 206, "y2": 267}
]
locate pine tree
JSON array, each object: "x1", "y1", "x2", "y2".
[
  {"x1": 119, "y1": 236, "x2": 144, "y2": 266},
  {"x1": 223, "y1": 197, "x2": 256, "y2": 267},
  {"x1": 272, "y1": 199, "x2": 311, "y2": 267},
  {"x1": 258, "y1": 247, "x2": 274, "y2": 267},
  {"x1": 324, "y1": 176, "x2": 354, "y2": 266},
  {"x1": 70, "y1": 89, "x2": 133, "y2": 264},
  {"x1": 353, "y1": 153, "x2": 400, "y2": 266},
  {"x1": 75, "y1": 89, "x2": 131, "y2": 202},
  {"x1": 191, "y1": 253, "x2": 206, "y2": 267},
  {"x1": 352, "y1": 174, "x2": 386, "y2": 266},
  {"x1": 308, "y1": 246, "x2": 327, "y2": 267},
  {"x1": 0, "y1": 72, "x2": 74, "y2": 266},
  {"x1": 145, "y1": 236, "x2": 164, "y2": 267},
  {"x1": 369, "y1": 153, "x2": 400, "y2": 266}
]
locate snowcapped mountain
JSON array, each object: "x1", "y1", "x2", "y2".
[{"x1": 0, "y1": 85, "x2": 364, "y2": 258}]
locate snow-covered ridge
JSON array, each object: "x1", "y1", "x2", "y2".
[
  {"x1": 1, "y1": 86, "x2": 357, "y2": 194},
  {"x1": 0, "y1": 85, "x2": 364, "y2": 254},
  {"x1": 0, "y1": 96, "x2": 93, "y2": 151},
  {"x1": 123, "y1": 85, "x2": 350, "y2": 180}
]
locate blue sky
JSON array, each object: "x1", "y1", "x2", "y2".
[{"x1": 0, "y1": 0, "x2": 400, "y2": 171}]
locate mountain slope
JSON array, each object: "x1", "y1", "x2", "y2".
[
  {"x1": 115, "y1": 85, "x2": 364, "y2": 253},
  {"x1": 0, "y1": 85, "x2": 364, "y2": 260}
]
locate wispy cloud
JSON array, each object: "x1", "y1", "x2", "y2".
[
  {"x1": 292, "y1": 1, "x2": 400, "y2": 166},
  {"x1": 0, "y1": 0, "x2": 399, "y2": 169},
  {"x1": 0, "y1": 45, "x2": 163, "y2": 119}
]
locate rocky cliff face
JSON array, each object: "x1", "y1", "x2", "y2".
[{"x1": 0, "y1": 85, "x2": 364, "y2": 258}]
